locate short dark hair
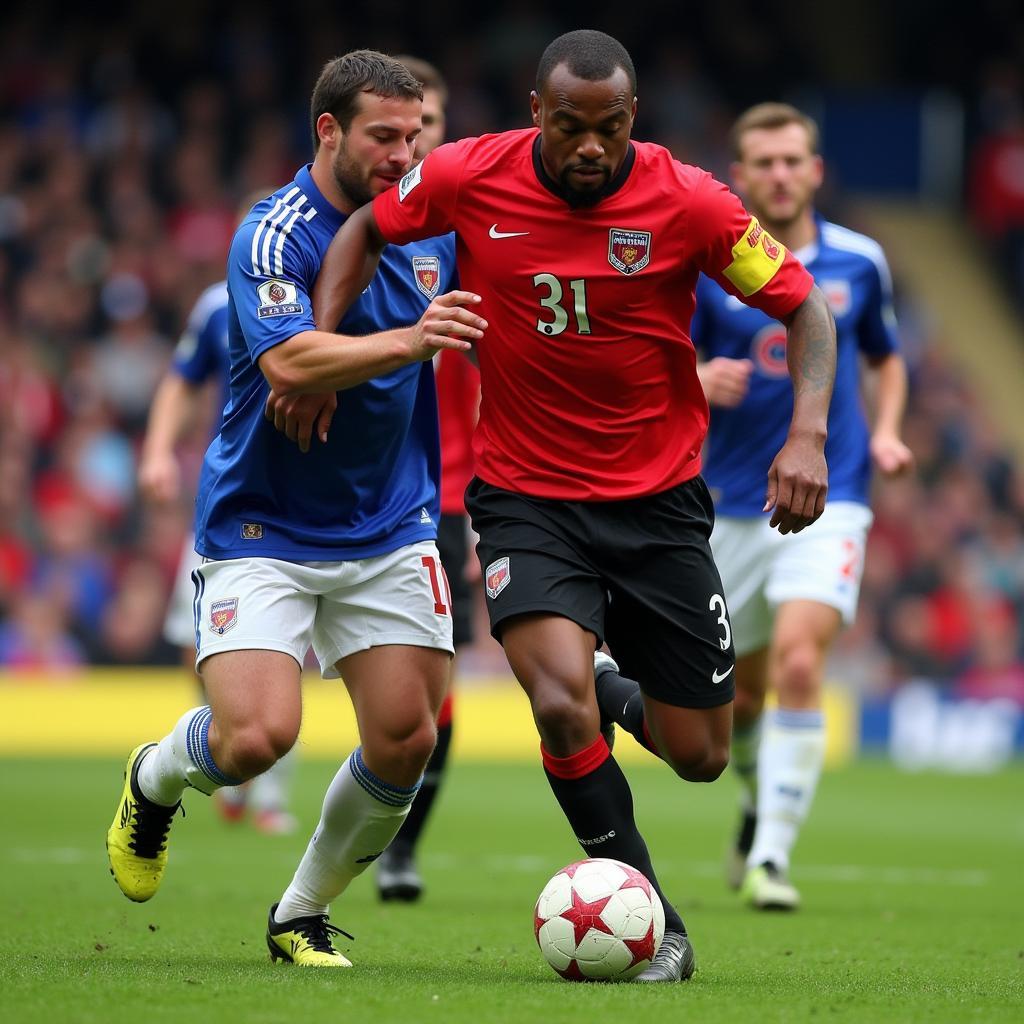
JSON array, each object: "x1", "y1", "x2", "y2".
[
  {"x1": 730, "y1": 102, "x2": 820, "y2": 159},
  {"x1": 393, "y1": 55, "x2": 448, "y2": 105},
  {"x1": 310, "y1": 50, "x2": 423, "y2": 152},
  {"x1": 536, "y1": 30, "x2": 636, "y2": 96}
]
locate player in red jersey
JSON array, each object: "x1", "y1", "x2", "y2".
[{"x1": 306, "y1": 30, "x2": 836, "y2": 982}]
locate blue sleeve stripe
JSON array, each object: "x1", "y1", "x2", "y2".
[
  {"x1": 250, "y1": 188, "x2": 317, "y2": 278},
  {"x1": 250, "y1": 187, "x2": 299, "y2": 275}
]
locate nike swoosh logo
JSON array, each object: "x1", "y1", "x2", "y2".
[
  {"x1": 711, "y1": 664, "x2": 734, "y2": 684},
  {"x1": 489, "y1": 224, "x2": 529, "y2": 239}
]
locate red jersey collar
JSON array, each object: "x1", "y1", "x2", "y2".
[{"x1": 531, "y1": 135, "x2": 637, "y2": 209}]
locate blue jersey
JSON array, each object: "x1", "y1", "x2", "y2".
[
  {"x1": 195, "y1": 164, "x2": 457, "y2": 562},
  {"x1": 171, "y1": 281, "x2": 231, "y2": 432},
  {"x1": 693, "y1": 215, "x2": 899, "y2": 515}
]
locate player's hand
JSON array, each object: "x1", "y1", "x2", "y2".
[
  {"x1": 264, "y1": 389, "x2": 338, "y2": 452},
  {"x1": 699, "y1": 357, "x2": 753, "y2": 407},
  {"x1": 408, "y1": 291, "x2": 487, "y2": 361},
  {"x1": 870, "y1": 432, "x2": 914, "y2": 478},
  {"x1": 138, "y1": 451, "x2": 181, "y2": 504},
  {"x1": 764, "y1": 430, "x2": 828, "y2": 535}
]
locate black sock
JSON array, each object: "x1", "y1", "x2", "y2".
[
  {"x1": 542, "y1": 736, "x2": 685, "y2": 935},
  {"x1": 390, "y1": 720, "x2": 453, "y2": 855},
  {"x1": 595, "y1": 665, "x2": 658, "y2": 755}
]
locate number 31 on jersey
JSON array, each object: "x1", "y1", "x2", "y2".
[{"x1": 533, "y1": 274, "x2": 591, "y2": 337}]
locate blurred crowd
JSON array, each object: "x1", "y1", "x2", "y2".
[
  {"x1": 829, "y1": 304, "x2": 1024, "y2": 704},
  {"x1": 1, "y1": 3, "x2": 1023, "y2": 706},
  {"x1": 968, "y1": 56, "x2": 1024, "y2": 311}
]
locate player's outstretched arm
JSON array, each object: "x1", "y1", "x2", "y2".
[
  {"x1": 265, "y1": 206, "x2": 484, "y2": 450},
  {"x1": 261, "y1": 206, "x2": 391, "y2": 452},
  {"x1": 764, "y1": 285, "x2": 836, "y2": 534},
  {"x1": 313, "y1": 204, "x2": 388, "y2": 333},
  {"x1": 259, "y1": 292, "x2": 485, "y2": 396}
]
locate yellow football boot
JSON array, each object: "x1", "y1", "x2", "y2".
[
  {"x1": 741, "y1": 862, "x2": 801, "y2": 911},
  {"x1": 266, "y1": 903, "x2": 354, "y2": 967},
  {"x1": 106, "y1": 743, "x2": 180, "y2": 902}
]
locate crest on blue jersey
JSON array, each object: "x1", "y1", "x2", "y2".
[
  {"x1": 608, "y1": 228, "x2": 651, "y2": 275},
  {"x1": 256, "y1": 278, "x2": 303, "y2": 319},
  {"x1": 751, "y1": 324, "x2": 789, "y2": 379},
  {"x1": 412, "y1": 256, "x2": 441, "y2": 300}
]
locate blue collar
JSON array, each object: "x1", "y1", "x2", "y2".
[{"x1": 294, "y1": 164, "x2": 346, "y2": 232}]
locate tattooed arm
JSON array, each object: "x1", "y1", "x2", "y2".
[{"x1": 764, "y1": 285, "x2": 836, "y2": 534}]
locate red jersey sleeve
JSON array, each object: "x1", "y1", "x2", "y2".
[
  {"x1": 372, "y1": 139, "x2": 468, "y2": 244},
  {"x1": 685, "y1": 173, "x2": 814, "y2": 319}
]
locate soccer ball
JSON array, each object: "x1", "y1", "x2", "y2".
[{"x1": 533, "y1": 857, "x2": 665, "y2": 981}]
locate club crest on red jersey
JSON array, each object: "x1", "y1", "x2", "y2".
[
  {"x1": 412, "y1": 256, "x2": 441, "y2": 300},
  {"x1": 210, "y1": 598, "x2": 238, "y2": 635},
  {"x1": 485, "y1": 556, "x2": 510, "y2": 599},
  {"x1": 608, "y1": 229, "x2": 651, "y2": 276}
]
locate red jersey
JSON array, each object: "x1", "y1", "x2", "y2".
[
  {"x1": 435, "y1": 349, "x2": 479, "y2": 514},
  {"x1": 374, "y1": 128, "x2": 813, "y2": 501}
]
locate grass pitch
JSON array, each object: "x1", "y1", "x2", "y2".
[{"x1": 0, "y1": 756, "x2": 1020, "y2": 1023}]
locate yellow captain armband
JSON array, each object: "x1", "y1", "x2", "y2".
[{"x1": 722, "y1": 217, "x2": 787, "y2": 296}]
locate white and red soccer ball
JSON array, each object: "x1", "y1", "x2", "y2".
[{"x1": 534, "y1": 857, "x2": 665, "y2": 981}]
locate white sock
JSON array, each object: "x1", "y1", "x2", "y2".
[
  {"x1": 747, "y1": 708, "x2": 825, "y2": 872},
  {"x1": 137, "y1": 706, "x2": 241, "y2": 806},
  {"x1": 275, "y1": 747, "x2": 420, "y2": 922},
  {"x1": 731, "y1": 718, "x2": 762, "y2": 812},
  {"x1": 250, "y1": 747, "x2": 295, "y2": 813}
]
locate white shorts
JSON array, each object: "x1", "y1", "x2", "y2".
[
  {"x1": 192, "y1": 540, "x2": 454, "y2": 677},
  {"x1": 164, "y1": 533, "x2": 203, "y2": 649},
  {"x1": 710, "y1": 501, "x2": 873, "y2": 657}
]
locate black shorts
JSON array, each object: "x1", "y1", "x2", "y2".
[
  {"x1": 436, "y1": 512, "x2": 474, "y2": 648},
  {"x1": 465, "y1": 476, "x2": 734, "y2": 709}
]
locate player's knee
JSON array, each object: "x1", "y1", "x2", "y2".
[
  {"x1": 531, "y1": 687, "x2": 591, "y2": 749},
  {"x1": 399, "y1": 718, "x2": 439, "y2": 772},
  {"x1": 368, "y1": 716, "x2": 438, "y2": 782},
  {"x1": 221, "y1": 724, "x2": 294, "y2": 779},
  {"x1": 701, "y1": 742, "x2": 731, "y2": 781},
  {"x1": 661, "y1": 738, "x2": 729, "y2": 783},
  {"x1": 776, "y1": 641, "x2": 822, "y2": 704}
]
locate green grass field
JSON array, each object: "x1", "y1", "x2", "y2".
[{"x1": 0, "y1": 756, "x2": 1020, "y2": 1023}]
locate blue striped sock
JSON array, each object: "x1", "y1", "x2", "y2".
[
  {"x1": 275, "y1": 746, "x2": 425, "y2": 919},
  {"x1": 184, "y1": 706, "x2": 241, "y2": 793},
  {"x1": 348, "y1": 746, "x2": 421, "y2": 808}
]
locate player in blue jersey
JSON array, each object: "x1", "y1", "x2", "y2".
[
  {"x1": 692, "y1": 103, "x2": 914, "y2": 909},
  {"x1": 139, "y1": 263, "x2": 297, "y2": 836},
  {"x1": 106, "y1": 51, "x2": 488, "y2": 967}
]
